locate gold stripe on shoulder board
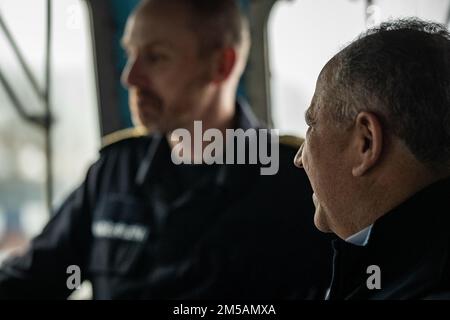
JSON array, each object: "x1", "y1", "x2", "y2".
[
  {"x1": 279, "y1": 135, "x2": 304, "y2": 149},
  {"x1": 101, "y1": 126, "x2": 149, "y2": 148}
]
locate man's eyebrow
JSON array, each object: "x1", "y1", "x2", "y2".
[
  {"x1": 120, "y1": 37, "x2": 130, "y2": 49},
  {"x1": 121, "y1": 39, "x2": 173, "y2": 50},
  {"x1": 144, "y1": 41, "x2": 173, "y2": 50},
  {"x1": 305, "y1": 106, "x2": 316, "y2": 125}
]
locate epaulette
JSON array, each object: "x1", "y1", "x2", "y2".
[
  {"x1": 101, "y1": 126, "x2": 149, "y2": 149},
  {"x1": 279, "y1": 134, "x2": 304, "y2": 149}
]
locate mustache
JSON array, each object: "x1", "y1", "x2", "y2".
[
  {"x1": 132, "y1": 89, "x2": 163, "y2": 109},
  {"x1": 135, "y1": 89, "x2": 157, "y2": 101}
]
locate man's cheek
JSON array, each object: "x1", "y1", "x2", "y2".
[
  {"x1": 302, "y1": 154, "x2": 311, "y2": 177},
  {"x1": 312, "y1": 193, "x2": 319, "y2": 208}
]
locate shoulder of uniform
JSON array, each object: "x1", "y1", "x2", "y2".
[
  {"x1": 100, "y1": 126, "x2": 150, "y2": 151},
  {"x1": 279, "y1": 134, "x2": 304, "y2": 149}
]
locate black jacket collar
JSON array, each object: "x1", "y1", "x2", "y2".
[
  {"x1": 134, "y1": 100, "x2": 263, "y2": 189},
  {"x1": 328, "y1": 177, "x2": 450, "y2": 300}
]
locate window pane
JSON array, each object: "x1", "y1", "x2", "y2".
[
  {"x1": 0, "y1": 0, "x2": 99, "y2": 250},
  {"x1": 269, "y1": 0, "x2": 450, "y2": 137}
]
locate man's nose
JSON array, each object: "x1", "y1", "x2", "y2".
[
  {"x1": 294, "y1": 143, "x2": 304, "y2": 168},
  {"x1": 121, "y1": 61, "x2": 133, "y2": 88},
  {"x1": 121, "y1": 57, "x2": 145, "y2": 88}
]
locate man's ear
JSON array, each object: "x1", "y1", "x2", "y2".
[
  {"x1": 212, "y1": 47, "x2": 237, "y2": 83},
  {"x1": 351, "y1": 112, "x2": 383, "y2": 177}
]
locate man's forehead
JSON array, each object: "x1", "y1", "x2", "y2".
[
  {"x1": 134, "y1": 0, "x2": 191, "y2": 26},
  {"x1": 122, "y1": 17, "x2": 171, "y2": 48},
  {"x1": 312, "y1": 55, "x2": 342, "y2": 108},
  {"x1": 307, "y1": 57, "x2": 339, "y2": 118},
  {"x1": 309, "y1": 90, "x2": 323, "y2": 113},
  {"x1": 318, "y1": 56, "x2": 339, "y2": 86}
]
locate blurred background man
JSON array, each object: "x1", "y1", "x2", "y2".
[{"x1": 0, "y1": 0, "x2": 332, "y2": 299}]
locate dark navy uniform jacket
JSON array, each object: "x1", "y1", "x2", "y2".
[
  {"x1": 327, "y1": 177, "x2": 450, "y2": 300},
  {"x1": 0, "y1": 103, "x2": 332, "y2": 299}
]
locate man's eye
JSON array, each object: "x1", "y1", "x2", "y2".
[{"x1": 145, "y1": 54, "x2": 166, "y2": 63}]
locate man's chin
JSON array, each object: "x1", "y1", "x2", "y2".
[
  {"x1": 131, "y1": 116, "x2": 157, "y2": 133},
  {"x1": 134, "y1": 113, "x2": 167, "y2": 133},
  {"x1": 313, "y1": 203, "x2": 333, "y2": 233}
]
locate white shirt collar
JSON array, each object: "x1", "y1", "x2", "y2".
[{"x1": 345, "y1": 224, "x2": 373, "y2": 246}]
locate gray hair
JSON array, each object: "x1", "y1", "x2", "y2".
[{"x1": 326, "y1": 18, "x2": 450, "y2": 171}]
